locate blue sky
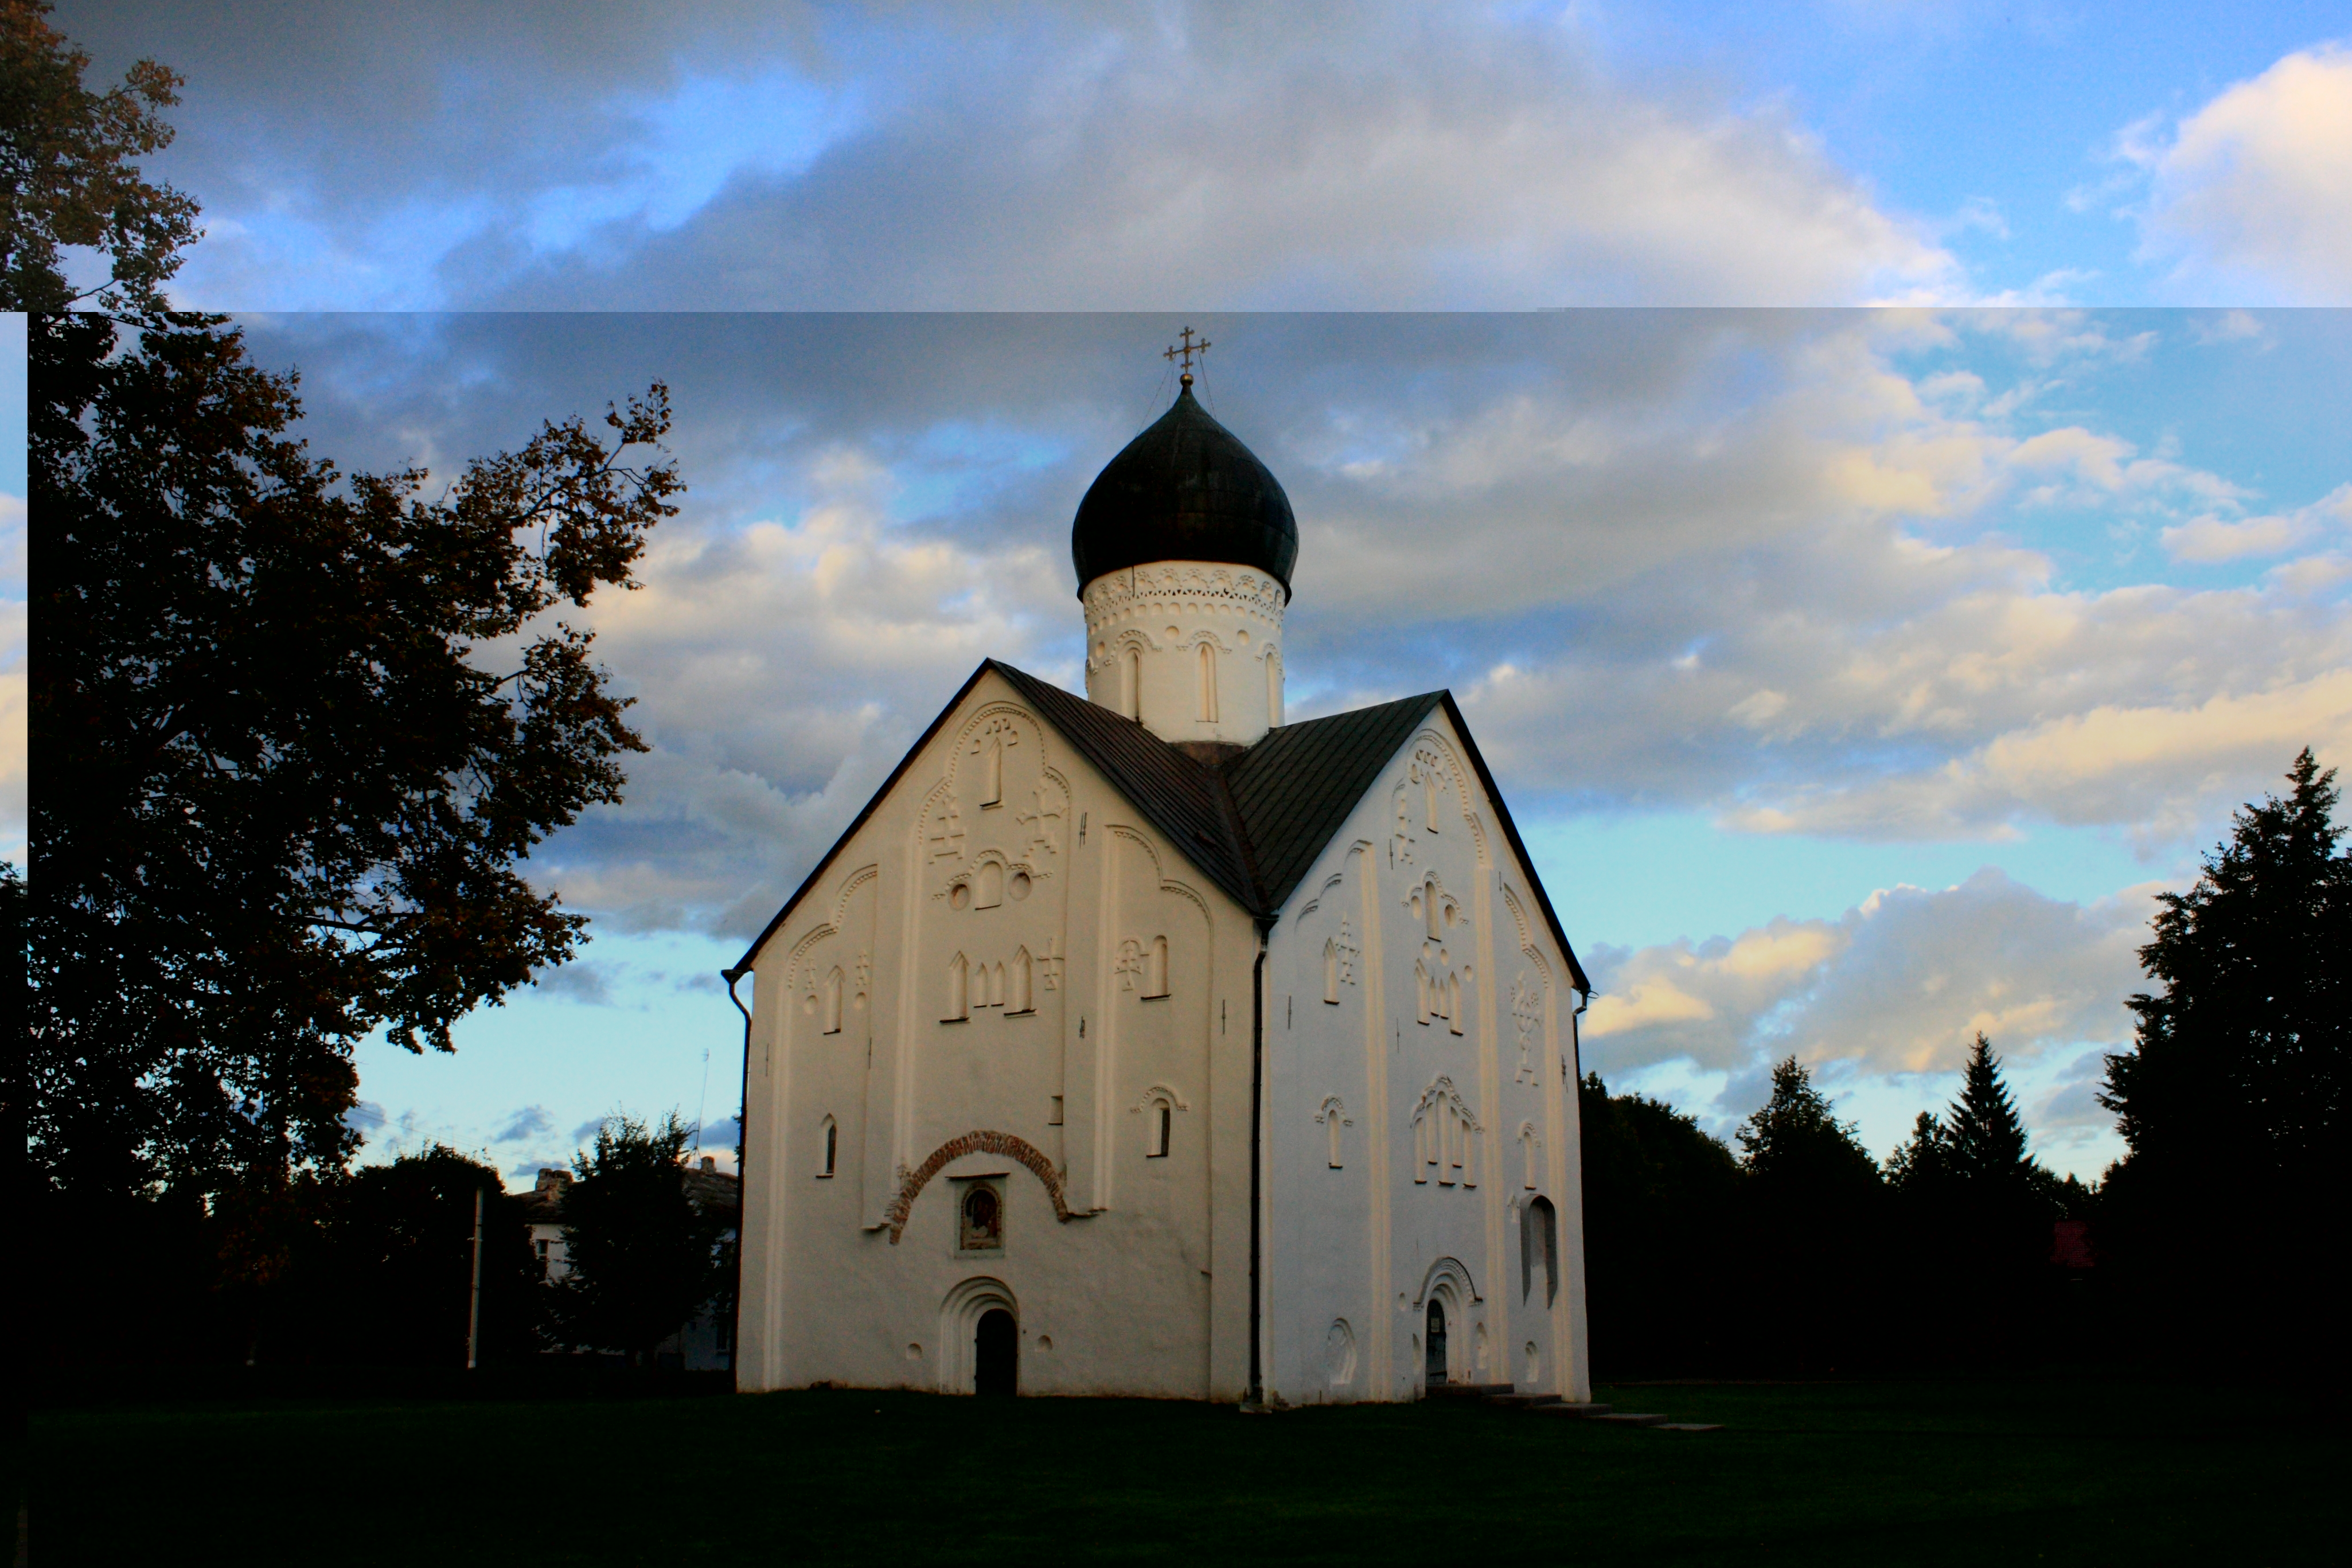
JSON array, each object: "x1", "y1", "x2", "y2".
[{"x1": 15, "y1": 3, "x2": 2352, "y2": 1187}]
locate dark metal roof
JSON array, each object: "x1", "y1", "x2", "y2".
[
  {"x1": 734, "y1": 662, "x2": 1589, "y2": 996},
  {"x1": 1070, "y1": 384, "x2": 1298, "y2": 597}
]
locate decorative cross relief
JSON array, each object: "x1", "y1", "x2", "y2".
[
  {"x1": 1335, "y1": 919, "x2": 1360, "y2": 987},
  {"x1": 1114, "y1": 938, "x2": 1145, "y2": 990},
  {"x1": 1037, "y1": 935, "x2": 1065, "y2": 992},
  {"x1": 1014, "y1": 786, "x2": 1064, "y2": 861},
  {"x1": 856, "y1": 950, "x2": 874, "y2": 1008},
  {"x1": 1511, "y1": 971, "x2": 1542, "y2": 1083},
  {"x1": 1390, "y1": 780, "x2": 1416, "y2": 868},
  {"x1": 927, "y1": 798, "x2": 965, "y2": 861}
]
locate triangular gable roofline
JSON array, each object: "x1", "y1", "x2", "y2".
[
  {"x1": 1429, "y1": 690, "x2": 1591, "y2": 997},
  {"x1": 727, "y1": 660, "x2": 996, "y2": 978},
  {"x1": 730, "y1": 663, "x2": 1589, "y2": 997}
]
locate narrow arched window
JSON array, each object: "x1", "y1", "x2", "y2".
[
  {"x1": 945, "y1": 953, "x2": 969, "y2": 1022},
  {"x1": 1523, "y1": 1196, "x2": 1559, "y2": 1306},
  {"x1": 1324, "y1": 1103, "x2": 1345, "y2": 1168},
  {"x1": 1198, "y1": 642, "x2": 1218, "y2": 721},
  {"x1": 1323, "y1": 939, "x2": 1339, "y2": 1005},
  {"x1": 1009, "y1": 947, "x2": 1032, "y2": 1013},
  {"x1": 823, "y1": 969, "x2": 844, "y2": 1035},
  {"x1": 819, "y1": 1117, "x2": 838, "y2": 1177},
  {"x1": 1425, "y1": 877, "x2": 1443, "y2": 942},
  {"x1": 1145, "y1": 935, "x2": 1169, "y2": 998},
  {"x1": 1448, "y1": 973, "x2": 1464, "y2": 1036},
  {"x1": 1149, "y1": 1101, "x2": 1172, "y2": 1157},
  {"x1": 981, "y1": 733, "x2": 1004, "y2": 806},
  {"x1": 1266, "y1": 649, "x2": 1282, "y2": 726},
  {"x1": 990, "y1": 962, "x2": 1006, "y2": 1008},
  {"x1": 1414, "y1": 960, "x2": 1430, "y2": 1025},
  {"x1": 976, "y1": 860, "x2": 1003, "y2": 909},
  {"x1": 1124, "y1": 648, "x2": 1141, "y2": 719}
]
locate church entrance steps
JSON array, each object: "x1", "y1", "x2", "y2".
[
  {"x1": 1534, "y1": 1402, "x2": 1613, "y2": 1417},
  {"x1": 1424, "y1": 1382, "x2": 1515, "y2": 1401},
  {"x1": 1483, "y1": 1392, "x2": 1561, "y2": 1407},
  {"x1": 1656, "y1": 1422, "x2": 1724, "y2": 1432},
  {"x1": 1592, "y1": 1412, "x2": 1670, "y2": 1427}
]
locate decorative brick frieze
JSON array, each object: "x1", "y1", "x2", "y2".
[{"x1": 883, "y1": 1129, "x2": 1074, "y2": 1244}]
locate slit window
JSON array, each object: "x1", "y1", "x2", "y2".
[
  {"x1": 1324, "y1": 939, "x2": 1340, "y2": 1004},
  {"x1": 1198, "y1": 642, "x2": 1218, "y2": 722},
  {"x1": 819, "y1": 1117, "x2": 838, "y2": 1177},
  {"x1": 823, "y1": 969, "x2": 844, "y2": 1035},
  {"x1": 1149, "y1": 1101, "x2": 1172, "y2": 1158},
  {"x1": 1144, "y1": 935, "x2": 1169, "y2": 998}
]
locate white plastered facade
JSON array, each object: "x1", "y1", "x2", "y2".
[{"x1": 735, "y1": 668, "x2": 1591, "y2": 1405}]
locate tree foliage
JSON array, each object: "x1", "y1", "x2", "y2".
[
  {"x1": 553, "y1": 1113, "x2": 727, "y2": 1363},
  {"x1": 28, "y1": 309, "x2": 680, "y2": 1198},
  {"x1": 2104, "y1": 748, "x2": 2348, "y2": 1187},
  {"x1": 1, "y1": 0, "x2": 200, "y2": 310},
  {"x1": 1578, "y1": 1072, "x2": 1742, "y2": 1376},
  {"x1": 2099, "y1": 748, "x2": 2348, "y2": 1367}
]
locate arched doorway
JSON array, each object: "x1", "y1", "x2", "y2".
[
  {"x1": 975, "y1": 1307, "x2": 1017, "y2": 1397},
  {"x1": 1425, "y1": 1298, "x2": 1448, "y2": 1386}
]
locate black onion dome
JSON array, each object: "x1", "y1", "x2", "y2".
[{"x1": 1071, "y1": 384, "x2": 1297, "y2": 598}]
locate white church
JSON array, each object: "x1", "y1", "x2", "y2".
[{"x1": 731, "y1": 352, "x2": 1595, "y2": 1406}]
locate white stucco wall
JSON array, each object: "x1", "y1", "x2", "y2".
[
  {"x1": 1082, "y1": 561, "x2": 1287, "y2": 746},
  {"x1": 1261, "y1": 709, "x2": 1591, "y2": 1406},
  {"x1": 736, "y1": 669, "x2": 1262, "y2": 1399}
]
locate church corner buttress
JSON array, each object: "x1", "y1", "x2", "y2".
[{"x1": 731, "y1": 352, "x2": 1594, "y2": 1405}]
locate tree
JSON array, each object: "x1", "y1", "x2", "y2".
[
  {"x1": 1733, "y1": 1057, "x2": 1886, "y2": 1372},
  {"x1": 1946, "y1": 1033, "x2": 2037, "y2": 1191},
  {"x1": 317, "y1": 1146, "x2": 541, "y2": 1367},
  {"x1": 2103, "y1": 748, "x2": 2347, "y2": 1189},
  {"x1": 1, "y1": 1, "x2": 200, "y2": 311},
  {"x1": 552, "y1": 1113, "x2": 727, "y2": 1364},
  {"x1": 1578, "y1": 1072, "x2": 1743, "y2": 1377},
  {"x1": 2099, "y1": 749, "x2": 2349, "y2": 1368},
  {"x1": 28, "y1": 309, "x2": 680, "y2": 1200}
]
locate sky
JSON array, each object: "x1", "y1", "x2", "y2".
[{"x1": 13, "y1": 2, "x2": 2352, "y2": 1188}]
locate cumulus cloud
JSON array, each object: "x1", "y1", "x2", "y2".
[
  {"x1": 2162, "y1": 483, "x2": 2352, "y2": 563},
  {"x1": 224, "y1": 310, "x2": 2351, "y2": 939},
  {"x1": 2126, "y1": 41, "x2": 2352, "y2": 302},
  {"x1": 65, "y1": 1, "x2": 1959, "y2": 309},
  {"x1": 1584, "y1": 870, "x2": 2151, "y2": 1078}
]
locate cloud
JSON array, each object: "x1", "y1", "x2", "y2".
[
  {"x1": 1584, "y1": 870, "x2": 2152, "y2": 1078},
  {"x1": 221, "y1": 310, "x2": 2351, "y2": 939},
  {"x1": 2162, "y1": 483, "x2": 2352, "y2": 563},
  {"x1": 73, "y1": 2, "x2": 1960, "y2": 309},
  {"x1": 2127, "y1": 42, "x2": 2352, "y2": 302},
  {"x1": 492, "y1": 1106, "x2": 555, "y2": 1144},
  {"x1": 343, "y1": 1101, "x2": 389, "y2": 1134}
]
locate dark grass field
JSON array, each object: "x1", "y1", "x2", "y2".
[{"x1": 19, "y1": 1376, "x2": 2341, "y2": 1564}]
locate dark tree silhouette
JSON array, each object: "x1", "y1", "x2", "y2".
[
  {"x1": 1, "y1": 1, "x2": 200, "y2": 310},
  {"x1": 552, "y1": 1114, "x2": 727, "y2": 1365},
  {"x1": 317, "y1": 1147, "x2": 541, "y2": 1367},
  {"x1": 1947, "y1": 1034, "x2": 2035, "y2": 1188},
  {"x1": 28, "y1": 310, "x2": 679, "y2": 1202},
  {"x1": 2100, "y1": 748, "x2": 2349, "y2": 1369},
  {"x1": 1578, "y1": 1072, "x2": 1742, "y2": 1376},
  {"x1": 1733, "y1": 1057, "x2": 1886, "y2": 1372}
]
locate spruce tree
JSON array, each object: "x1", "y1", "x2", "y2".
[{"x1": 1947, "y1": 1034, "x2": 2034, "y2": 1192}]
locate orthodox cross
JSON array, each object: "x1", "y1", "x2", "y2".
[{"x1": 1163, "y1": 326, "x2": 1211, "y2": 384}]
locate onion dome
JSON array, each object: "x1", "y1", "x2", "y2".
[{"x1": 1071, "y1": 383, "x2": 1298, "y2": 599}]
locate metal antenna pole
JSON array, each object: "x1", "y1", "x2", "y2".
[{"x1": 466, "y1": 1186, "x2": 485, "y2": 1370}]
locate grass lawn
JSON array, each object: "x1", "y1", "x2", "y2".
[{"x1": 22, "y1": 1376, "x2": 2338, "y2": 1564}]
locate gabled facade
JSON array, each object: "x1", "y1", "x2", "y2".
[{"x1": 732, "y1": 370, "x2": 1592, "y2": 1404}]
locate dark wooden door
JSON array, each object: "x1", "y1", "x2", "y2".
[
  {"x1": 1425, "y1": 1299, "x2": 1447, "y2": 1386},
  {"x1": 975, "y1": 1308, "x2": 1017, "y2": 1397}
]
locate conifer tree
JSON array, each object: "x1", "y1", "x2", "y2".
[{"x1": 1946, "y1": 1034, "x2": 2034, "y2": 1192}]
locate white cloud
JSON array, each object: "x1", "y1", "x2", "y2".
[
  {"x1": 2162, "y1": 482, "x2": 2352, "y2": 563},
  {"x1": 1585, "y1": 870, "x2": 2151, "y2": 1081},
  {"x1": 2128, "y1": 42, "x2": 2352, "y2": 302}
]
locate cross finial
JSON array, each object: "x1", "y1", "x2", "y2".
[{"x1": 1163, "y1": 326, "x2": 1211, "y2": 386}]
